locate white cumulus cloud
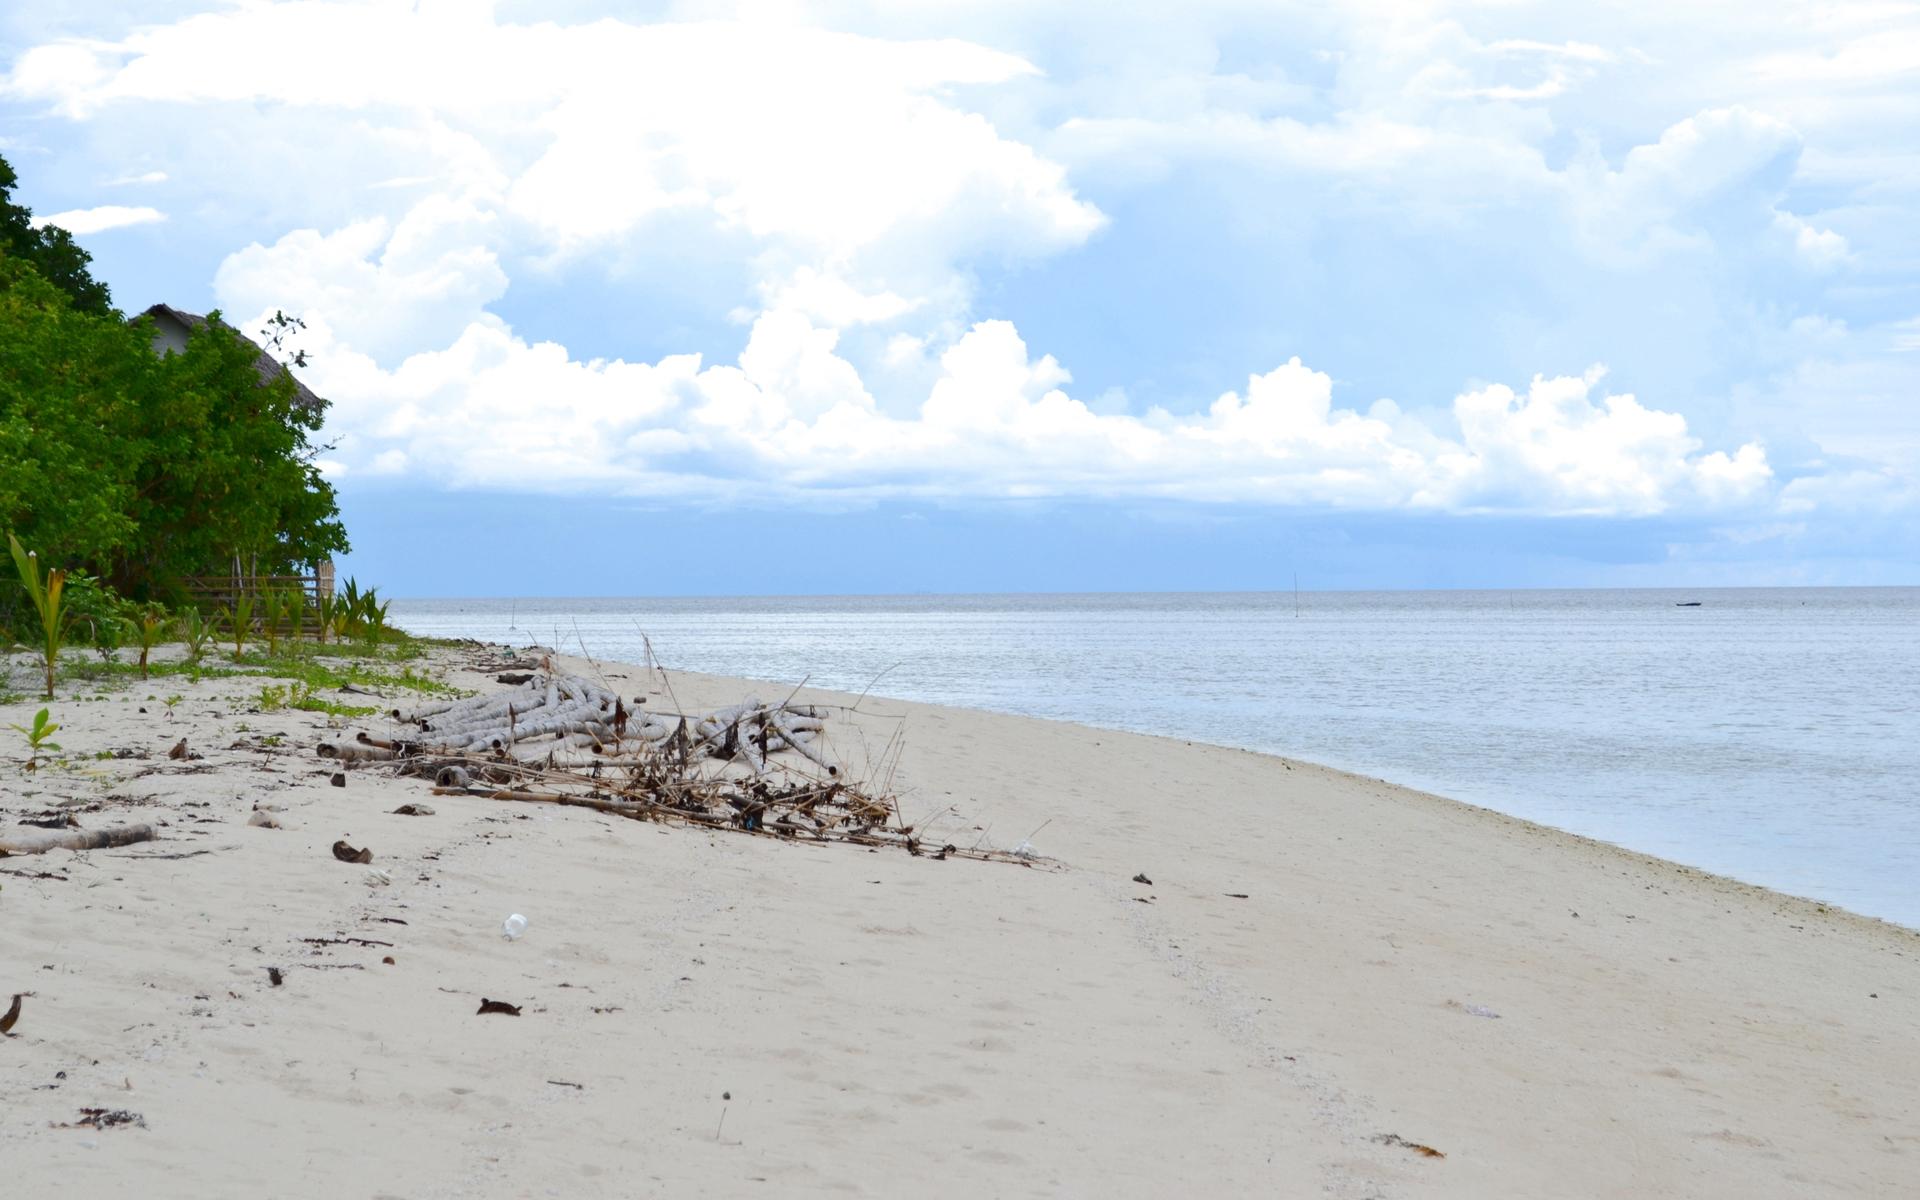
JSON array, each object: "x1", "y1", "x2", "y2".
[
  {"x1": 5, "y1": 0, "x2": 1899, "y2": 533},
  {"x1": 214, "y1": 196, "x2": 507, "y2": 363},
  {"x1": 5, "y1": 4, "x2": 1103, "y2": 330},
  {"x1": 280, "y1": 307, "x2": 1770, "y2": 517},
  {"x1": 28, "y1": 204, "x2": 164, "y2": 234}
]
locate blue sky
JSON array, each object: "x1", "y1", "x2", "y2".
[{"x1": 3, "y1": 1, "x2": 1916, "y2": 594}]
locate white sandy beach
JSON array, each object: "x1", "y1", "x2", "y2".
[{"x1": 2, "y1": 641, "x2": 1915, "y2": 1198}]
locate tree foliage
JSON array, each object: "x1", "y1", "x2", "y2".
[
  {"x1": 0, "y1": 156, "x2": 115, "y2": 317},
  {"x1": 0, "y1": 155, "x2": 348, "y2": 625},
  {"x1": 118, "y1": 300, "x2": 348, "y2": 592},
  {"x1": 0, "y1": 256, "x2": 147, "y2": 562}
]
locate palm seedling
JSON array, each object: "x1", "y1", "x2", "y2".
[
  {"x1": 281, "y1": 587, "x2": 306, "y2": 648},
  {"x1": 8, "y1": 533, "x2": 69, "y2": 700},
  {"x1": 179, "y1": 606, "x2": 214, "y2": 664},
  {"x1": 340, "y1": 578, "x2": 365, "y2": 639},
  {"x1": 361, "y1": 591, "x2": 393, "y2": 650},
  {"x1": 7, "y1": 706, "x2": 60, "y2": 770},
  {"x1": 132, "y1": 604, "x2": 172, "y2": 678},
  {"x1": 314, "y1": 590, "x2": 338, "y2": 646},
  {"x1": 218, "y1": 591, "x2": 257, "y2": 660},
  {"x1": 259, "y1": 587, "x2": 284, "y2": 657}
]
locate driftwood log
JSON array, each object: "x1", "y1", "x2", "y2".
[
  {"x1": 0, "y1": 824, "x2": 158, "y2": 856},
  {"x1": 384, "y1": 674, "x2": 835, "y2": 774}
]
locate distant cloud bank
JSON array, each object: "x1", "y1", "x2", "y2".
[{"x1": 2, "y1": 0, "x2": 1915, "y2": 574}]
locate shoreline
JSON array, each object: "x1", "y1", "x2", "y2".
[
  {"x1": 928, "y1": 696, "x2": 1920, "y2": 940},
  {"x1": 391, "y1": 587, "x2": 1920, "y2": 934},
  {"x1": 561, "y1": 637, "x2": 1917, "y2": 940},
  {"x1": 4, "y1": 639, "x2": 1917, "y2": 1196}
]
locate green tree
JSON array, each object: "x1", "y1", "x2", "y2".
[
  {"x1": 0, "y1": 155, "x2": 114, "y2": 316},
  {"x1": 119, "y1": 309, "x2": 347, "y2": 593},
  {"x1": 0, "y1": 255, "x2": 146, "y2": 563},
  {"x1": 1, "y1": 257, "x2": 348, "y2": 605},
  {"x1": 0, "y1": 150, "x2": 348, "y2": 609}
]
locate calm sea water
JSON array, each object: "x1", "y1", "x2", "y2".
[{"x1": 390, "y1": 590, "x2": 1920, "y2": 928}]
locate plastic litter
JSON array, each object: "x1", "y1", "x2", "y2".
[{"x1": 502, "y1": 913, "x2": 529, "y2": 940}]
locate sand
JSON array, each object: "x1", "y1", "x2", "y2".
[{"x1": 1, "y1": 641, "x2": 1915, "y2": 1198}]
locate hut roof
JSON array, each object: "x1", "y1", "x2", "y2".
[{"x1": 140, "y1": 303, "x2": 325, "y2": 413}]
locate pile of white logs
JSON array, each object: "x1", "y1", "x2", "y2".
[
  {"x1": 322, "y1": 674, "x2": 837, "y2": 775},
  {"x1": 395, "y1": 675, "x2": 650, "y2": 752}
]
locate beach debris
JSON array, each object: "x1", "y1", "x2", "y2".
[
  {"x1": 317, "y1": 741, "x2": 397, "y2": 764},
  {"x1": 502, "y1": 914, "x2": 529, "y2": 940},
  {"x1": 330, "y1": 772, "x2": 347, "y2": 788},
  {"x1": 1459, "y1": 1003, "x2": 1501, "y2": 1019},
  {"x1": 1, "y1": 992, "x2": 23, "y2": 1035},
  {"x1": 383, "y1": 956, "x2": 396, "y2": 965},
  {"x1": 0, "y1": 824, "x2": 157, "y2": 856},
  {"x1": 387, "y1": 678, "x2": 839, "y2": 777},
  {"x1": 167, "y1": 738, "x2": 189, "y2": 760},
  {"x1": 61, "y1": 1108, "x2": 146, "y2": 1131},
  {"x1": 391, "y1": 803, "x2": 435, "y2": 816},
  {"x1": 119, "y1": 848, "x2": 215, "y2": 862},
  {"x1": 1225, "y1": 893, "x2": 1249, "y2": 899},
  {"x1": 331, "y1": 840, "x2": 373, "y2": 864},
  {"x1": 366, "y1": 868, "x2": 392, "y2": 888},
  {"x1": 548, "y1": 1079, "x2": 584, "y2": 1090},
  {"x1": 476, "y1": 998, "x2": 522, "y2": 1016},
  {"x1": 0, "y1": 866, "x2": 66, "y2": 881},
  {"x1": 1132, "y1": 872, "x2": 1153, "y2": 885},
  {"x1": 246, "y1": 811, "x2": 281, "y2": 829},
  {"x1": 267, "y1": 967, "x2": 284, "y2": 986},
  {"x1": 1374, "y1": 1133, "x2": 1445, "y2": 1159},
  {"x1": 328, "y1": 669, "x2": 1038, "y2": 865}
]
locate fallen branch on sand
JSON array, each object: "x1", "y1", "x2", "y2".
[{"x1": 0, "y1": 824, "x2": 157, "y2": 856}]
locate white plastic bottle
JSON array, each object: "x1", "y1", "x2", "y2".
[{"x1": 502, "y1": 913, "x2": 528, "y2": 940}]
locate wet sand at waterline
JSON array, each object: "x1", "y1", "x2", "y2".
[{"x1": 2, "y1": 643, "x2": 1915, "y2": 1197}]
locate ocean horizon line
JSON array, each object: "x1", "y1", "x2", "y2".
[{"x1": 385, "y1": 582, "x2": 1920, "y2": 603}]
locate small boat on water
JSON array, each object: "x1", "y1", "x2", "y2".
[{"x1": 1675, "y1": 601, "x2": 1703, "y2": 607}]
